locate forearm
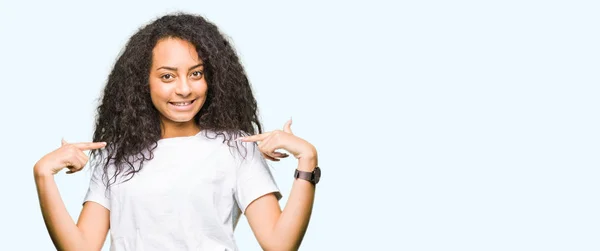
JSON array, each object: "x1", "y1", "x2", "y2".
[
  {"x1": 34, "y1": 174, "x2": 87, "y2": 251},
  {"x1": 271, "y1": 158, "x2": 317, "y2": 250}
]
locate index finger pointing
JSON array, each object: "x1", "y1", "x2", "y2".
[
  {"x1": 240, "y1": 132, "x2": 270, "y2": 142},
  {"x1": 72, "y1": 142, "x2": 107, "y2": 151}
]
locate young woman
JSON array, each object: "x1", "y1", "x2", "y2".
[{"x1": 33, "y1": 13, "x2": 321, "y2": 251}]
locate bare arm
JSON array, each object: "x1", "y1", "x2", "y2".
[
  {"x1": 245, "y1": 157, "x2": 317, "y2": 251},
  {"x1": 35, "y1": 174, "x2": 110, "y2": 251},
  {"x1": 34, "y1": 140, "x2": 110, "y2": 251},
  {"x1": 241, "y1": 119, "x2": 318, "y2": 250}
]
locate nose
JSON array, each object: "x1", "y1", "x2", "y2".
[{"x1": 175, "y1": 78, "x2": 191, "y2": 97}]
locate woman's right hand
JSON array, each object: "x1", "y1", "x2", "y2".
[{"x1": 34, "y1": 139, "x2": 107, "y2": 177}]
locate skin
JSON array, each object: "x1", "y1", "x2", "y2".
[
  {"x1": 34, "y1": 38, "x2": 318, "y2": 251},
  {"x1": 149, "y1": 37, "x2": 207, "y2": 138},
  {"x1": 241, "y1": 120, "x2": 318, "y2": 251}
]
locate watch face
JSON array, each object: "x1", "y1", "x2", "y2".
[{"x1": 313, "y1": 167, "x2": 321, "y2": 184}]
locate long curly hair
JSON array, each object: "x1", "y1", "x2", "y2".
[{"x1": 89, "y1": 13, "x2": 262, "y2": 187}]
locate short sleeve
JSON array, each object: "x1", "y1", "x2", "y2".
[
  {"x1": 234, "y1": 142, "x2": 282, "y2": 213},
  {"x1": 83, "y1": 164, "x2": 111, "y2": 210}
]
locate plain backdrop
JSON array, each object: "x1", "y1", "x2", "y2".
[{"x1": 1, "y1": 0, "x2": 599, "y2": 250}]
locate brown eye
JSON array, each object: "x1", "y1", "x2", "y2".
[
  {"x1": 191, "y1": 71, "x2": 203, "y2": 79},
  {"x1": 161, "y1": 74, "x2": 174, "y2": 81}
]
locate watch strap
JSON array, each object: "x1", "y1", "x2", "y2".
[
  {"x1": 294, "y1": 167, "x2": 320, "y2": 185},
  {"x1": 294, "y1": 169, "x2": 314, "y2": 183}
]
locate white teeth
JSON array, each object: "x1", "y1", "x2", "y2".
[{"x1": 172, "y1": 102, "x2": 191, "y2": 106}]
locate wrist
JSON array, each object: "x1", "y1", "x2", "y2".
[
  {"x1": 297, "y1": 147, "x2": 317, "y2": 168},
  {"x1": 297, "y1": 157, "x2": 318, "y2": 172},
  {"x1": 33, "y1": 164, "x2": 54, "y2": 179}
]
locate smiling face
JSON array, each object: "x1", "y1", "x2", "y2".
[{"x1": 149, "y1": 37, "x2": 208, "y2": 136}]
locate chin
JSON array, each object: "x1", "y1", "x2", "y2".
[
  {"x1": 173, "y1": 119, "x2": 195, "y2": 123},
  {"x1": 162, "y1": 112, "x2": 198, "y2": 124},
  {"x1": 170, "y1": 116, "x2": 197, "y2": 123}
]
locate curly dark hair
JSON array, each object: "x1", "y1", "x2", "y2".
[{"x1": 89, "y1": 13, "x2": 262, "y2": 187}]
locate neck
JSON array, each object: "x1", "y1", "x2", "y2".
[{"x1": 160, "y1": 120, "x2": 201, "y2": 139}]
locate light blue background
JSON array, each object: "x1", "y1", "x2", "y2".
[{"x1": 1, "y1": 0, "x2": 598, "y2": 250}]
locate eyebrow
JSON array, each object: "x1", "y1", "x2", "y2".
[{"x1": 156, "y1": 63, "x2": 204, "y2": 71}]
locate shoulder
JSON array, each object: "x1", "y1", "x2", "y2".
[
  {"x1": 199, "y1": 129, "x2": 248, "y2": 141},
  {"x1": 199, "y1": 130, "x2": 255, "y2": 148},
  {"x1": 86, "y1": 148, "x2": 129, "y2": 183},
  {"x1": 199, "y1": 129, "x2": 260, "y2": 161}
]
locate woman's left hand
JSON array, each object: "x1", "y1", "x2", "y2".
[{"x1": 241, "y1": 119, "x2": 317, "y2": 163}]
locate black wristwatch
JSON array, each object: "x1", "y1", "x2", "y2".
[{"x1": 294, "y1": 166, "x2": 321, "y2": 185}]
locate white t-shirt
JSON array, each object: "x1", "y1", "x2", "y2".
[{"x1": 83, "y1": 131, "x2": 282, "y2": 251}]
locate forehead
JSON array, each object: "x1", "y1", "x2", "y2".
[{"x1": 151, "y1": 38, "x2": 202, "y2": 66}]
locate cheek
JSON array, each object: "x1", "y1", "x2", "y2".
[
  {"x1": 195, "y1": 80, "x2": 209, "y2": 96},
  {"x1": 149, "y1": 80, "x2": 169, "y2": 101}
]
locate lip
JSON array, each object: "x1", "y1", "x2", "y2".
[{"x1": 168, "y1": 99, "x2": 196, "y2": 111}]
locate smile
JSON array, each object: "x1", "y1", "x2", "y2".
[
  {"x1": 168, "y1": 99, "x2": 197, "y2": 111},
  {"x1": 169, "y1": 99, "x2": 196, "y2": 106}
]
